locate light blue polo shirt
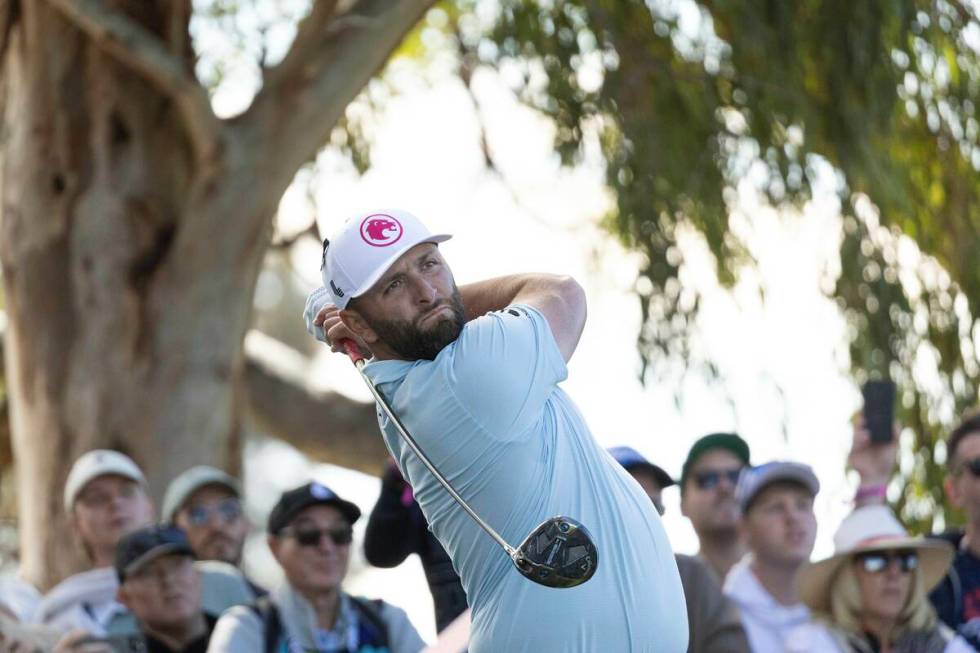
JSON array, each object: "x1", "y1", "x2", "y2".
[{"x1": 364, "y1": 305, "x2": 687, "y2": 652}]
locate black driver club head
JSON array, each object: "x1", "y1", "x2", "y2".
[{"x1": 511, "y1": 516, "x2": 598, "y2": 588}]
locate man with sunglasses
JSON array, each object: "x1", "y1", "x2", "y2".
[
  {"x1": 930, "y1": 410, "x2": 980, "y2": 638},
  {"x1": 163, "y1": 466, "x2": 264, "y2": 597},
  {"x1": 679, "y1": 433, "x2": 751, "y2": 580},
  {"x1": 609, "y1": 446, "x2": 751, "y2": 653},
  {"x1": 208, "y1": 481, "x2": 426, "y2": 653}
]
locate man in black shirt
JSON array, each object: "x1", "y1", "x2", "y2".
[
  {"x1": 363, "y1": 459, "x2": 468, "y2": 632},
  {"x1": 930, "y1": 410, "x2": 980, "y2": 643},
  {"x1": 115, "y1": 525, "x2": 215, "y2": 653}
]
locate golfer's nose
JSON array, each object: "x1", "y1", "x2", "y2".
[{"x1": 411, "y1": 276, "x2": 437, "y2": 304}]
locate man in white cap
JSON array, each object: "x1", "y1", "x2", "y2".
[
  {"x1": 723, "y1": 461, "x2": 820, "y2": 652},
  {"x1": 35, "y1": 449, "x2": 154, "y2": 635},
  {"x1": 163, "y1": 467, "x2": 247, "y2": 567},
  {"x1": 305, "y1": 209, "x2": 688, "y2": 652},
  {"x1": 163, "y1": 466, "x2": 265, "y2": 598}
]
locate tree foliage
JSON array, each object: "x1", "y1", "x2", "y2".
[{"x1": 433, "y1": 0, "x2": 980, "y2": 532}]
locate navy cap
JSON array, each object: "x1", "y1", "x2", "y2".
[
  {"x1": 115, "y1": 525, "x2": 194, "y2": 582},
  {"x1": 267, "y1": 482, "x2": 361, "y2": 534},
  {"x1": 608, "y1": 446, "x2": 675, "y2": 489}
]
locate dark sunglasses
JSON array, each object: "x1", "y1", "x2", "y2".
[
  {"x1": 694, "y1": 468, "x2": 742, "y2": 490},
  {"x1": 958, "y1": 457, "x2": 980, "y2": 477},
  {"x1": 282, "y1": 525, "x2": 353, "y2": 548},
  {"x1": 185, "y1": 498, "x2": 242, "y2": 527},
  {"x1": 854, "y1": 550, "x2": 918, "y2": 574}
]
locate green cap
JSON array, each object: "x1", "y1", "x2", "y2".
[{"x1": 680, "y1": 432, "x2": 751, "y2": 490}]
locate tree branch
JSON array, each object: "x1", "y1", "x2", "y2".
[
  {"x1": 262, "y1": 0, "x2": 340, "y2": 90},
  {"x1": 45, "y1": 0, "x2": 222, "y2": 165},
  {"x1": 0, "y1": 315, "x2": 386, "y2": 477},
  {"x1": 242, "y1": 335, "x2": 388, "y2": 476},
  {"x1": 234, "y1": 0, "x2": 435, "y2": 205}
]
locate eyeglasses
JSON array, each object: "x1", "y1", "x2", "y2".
[
  {"x1": 693, "y1": 468, "x2": 742, "y2": 490},
  {"x1": 281, "y1": 525, "x2": 353, "y2": 548},
  {"x1": 184, "y1": 498, "x2": 242, "y2": 527},
  {"x1": 854, "y1": 550, "x2": 918, "y2": 574},
  {"x1": 957, "y1": 457, "x2": 980, "y2": 478}
]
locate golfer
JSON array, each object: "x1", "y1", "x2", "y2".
[{"x1": 307, "y1": 209, "x2": 687, "y2": 652}]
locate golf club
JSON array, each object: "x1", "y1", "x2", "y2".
[{"x1": 341, "y1": 339, "x2": 598, "y2": 589}]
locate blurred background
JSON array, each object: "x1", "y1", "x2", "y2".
[{"x1": 1, "y1": 0, "x2": 978, "y2": 643}]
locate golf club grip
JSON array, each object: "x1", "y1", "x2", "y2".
[{"x1": 342, "y1": 339, "x2": 367, "y2": 365}]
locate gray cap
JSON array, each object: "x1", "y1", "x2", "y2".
[
  {"x1": 735, "y1": 461, "x2": 819, "y2": 513},
  {"x1": 162, "y1": 466, "x2": 241, "y2": 523}
]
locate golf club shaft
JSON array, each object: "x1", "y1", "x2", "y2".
[{"x1": 342, "y1": 340, "x2": 517, "y2": 557}]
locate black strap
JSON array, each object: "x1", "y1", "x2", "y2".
[
  {"x1": 951, "y1": 564, "x2": 964, "y2": 628},
  {"x1": 250, "y1": 595, "x2": 283, "y2": 653},
  {"x1": 348, "y1": 596, "x2": 389, "y2": 649},
  {"x1": 250, "y1": 596, "x2": 389, "y2": 653}
]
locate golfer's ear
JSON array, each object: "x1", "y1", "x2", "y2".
[{"x1": 339, "y1": 308, "x2": 379, "y2": 344}]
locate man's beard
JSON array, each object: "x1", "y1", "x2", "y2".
[{"x1": 367, "y1": 287, "x2": 467, "y2": 361}]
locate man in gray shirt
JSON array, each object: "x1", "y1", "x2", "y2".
[{"x1": 208, "y1": 482, "x2": 425, "y2": 653}]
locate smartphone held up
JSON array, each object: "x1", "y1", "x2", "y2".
[{"x1": 862, "y1": 379, "x2": 896, "y2": 444}]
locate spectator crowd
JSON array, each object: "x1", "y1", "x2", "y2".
[{"x1": 2, "y1": 409, "x2": 980, "y2": 652}]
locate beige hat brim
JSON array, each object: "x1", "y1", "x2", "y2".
[{"x1": 799, "y1": 537, "x2": 954, "y2": 614}]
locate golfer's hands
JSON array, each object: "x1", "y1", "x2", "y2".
[
  {"x1": 304, "y1": 287, "x2": 371, "y2": 357},
  {"x1": 313, "y1": 304, "x2": 371, "y2": 357},
  {"x1": 848, "y1": 413, "x2": 898, "y2": 490}
]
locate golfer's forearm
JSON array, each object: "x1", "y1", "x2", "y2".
[
  {"x1": 459, "y1": 274, "x2": 587, "y2": 361},
  {"x1": 458, "y1": 274, "x2": 575, "y2": 319}
]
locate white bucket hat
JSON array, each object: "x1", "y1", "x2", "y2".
[
  {"x1": 320, "y1": 209, "x2": 451, "y2": 309},
  {"x1": 798, "y1": 505, "x2": 953, "y2": 614}
]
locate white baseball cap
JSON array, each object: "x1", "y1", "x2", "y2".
[
  {"x1": 321, "y1": 209, "x2": 451, "y2": 309},
  {"x1": 64, "y1": 449, "x2": 146, "y2": 511}
]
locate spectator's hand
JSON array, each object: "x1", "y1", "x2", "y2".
[
  {"x1": 52, "y1": 630, "x2": 113, "y2": 653},
  {"x1": 313, "y1": 304, "x2": 371, "y2": 357},
  {"x1": 848, "y1": 413, "x2": 898, "y2": 488}
]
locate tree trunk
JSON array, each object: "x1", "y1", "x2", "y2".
[
  {"x1": 0, "y1": 0, "x2": 433, "y2": 591},
  {"x1": 0, "y1": 3, "x2": 229, "y2": 589}
]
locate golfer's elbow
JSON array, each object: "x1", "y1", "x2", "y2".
[
  {"x1": 547, "y1": 275, "x2": 586, "y2": 361},
  {"x1": 556, "y1": 275, "x2": 587, "y2": 321}
]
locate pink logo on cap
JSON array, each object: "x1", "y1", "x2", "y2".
[{"x1": 360, "y1": 214, "x2": 403, "y2": 247}]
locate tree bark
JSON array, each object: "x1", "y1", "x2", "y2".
[
  {"x1": 0, "y1": 0, "x2": 431, "y2": 590},
  {"x1": 0, "y1": 319, "x2": 385, "y2": 518}
]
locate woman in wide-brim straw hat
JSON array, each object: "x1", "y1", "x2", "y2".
[{"x1": 786, "y1": 504, "x2": 958, "y2": 653}]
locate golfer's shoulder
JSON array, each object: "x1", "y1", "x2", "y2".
[
  {"x1": 449, "y1": 305, "x2": 556, "y2": 374},
  {"x1": 458, "y1": 304, "x2": 550, "y2": 346}
]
